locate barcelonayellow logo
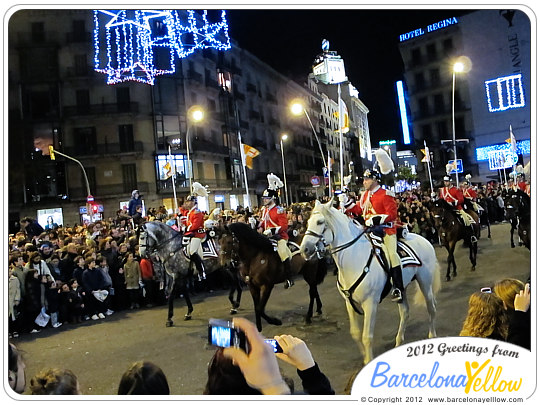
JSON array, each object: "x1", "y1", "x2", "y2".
[{"x1": 351, "y1": 337, "x2": 533, "y2": 398}]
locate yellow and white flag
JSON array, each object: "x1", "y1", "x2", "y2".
[
  {"x1": 333, "y1": 98, "x2": 350, "y2": 133},
  {"x1": 241, "y1": 144, "x2": 260, "y2": 169},
  {"x1": 506, "y1": 124, "x2": 517, "y2": 152},
  {"x1": 163, "y1": 161, "x2": 172, "y2": 179}
]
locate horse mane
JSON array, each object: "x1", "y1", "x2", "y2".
[
  {"x1": 315, "y1": 200, "x2": 360, "y2": 235},
  {"x1": 227, "y1": 222, "x2": 275, "y2": 253},
  {"x1": 435, "y1": 198, "x2": 455, "y2": 212}
]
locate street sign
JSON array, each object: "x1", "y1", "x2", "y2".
[
  {"x1": 447, "y1": 159, "x2": 463, "y2": 174},
  {"x1": 322, "y1": 167, "x2": 329, "y2": 178},
  {"x1": 310, "y1": 176, "x2": 321, "y2": 187},
  {"x1": 86, "y1": 195, "x2": 94, "y2": 202}
]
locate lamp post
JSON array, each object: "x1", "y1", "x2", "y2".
[
  {"x1": 451, "y1": 61, "x2": 464, "y2": 185},
  {"x1": 280, "y1": 133, "x2": 289, "y2": 206},
  {"x1": 185, "y1": 105, "x2": 205, "y2": 192}
]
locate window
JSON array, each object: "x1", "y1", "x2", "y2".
[
  {"x1": 433, "y1": 94, "x2": 444, "y2": 113},
  {"x1": 426, "y1": 43, "x2": 436, "y2": 60},
  {"x1": 122, "y1": 164, "x2": 137, "y2": 193},
  {"x1": 437, "y1": 121, "x2": 448, "y2": 139},
  {"x1": 118, "y1": 124, "x2": 134, "y2": 152},
  {"x1": 116, "y1": 88, "x2": 130, "y2": 112},
  {"x1": 418, "y1": 97, "x2": 429, "y2": 116},
  {"x1": 31, "y1": 22, "x2": 45, "y2": 43},
  {"x1": 214, "y1": 163, "x2": 221, "y2": 179},
  {"x1": 421, "y1": 124, "x2": 432, "y2": 139},
  {"x1": 74, "y1": 54, "x2": 88, "y2": 76},
  {"x1": 72, "y1": 20, "x2": 86, "y2": 41},
  {"x1": 76, "y1": 89, "x2": 90, "y2": 113},
  {"x1": 411, "y1": 48, "x2": 421, "y2": 66},
  {"x1": 74, "y1": 127, "x2": 97, "y2": 155},
  {"x1": 429, "y1": 68, "x2": 440, "y2": 87},
  {"x1": 197, "y1": 162, "x2": 204, "y2": 179},
  {"x1": 415, "y1": 73, "x2": 425, "y2": 90},
  {"x1": 443, "y1": 38, "x2": 454, "y2": 52}
]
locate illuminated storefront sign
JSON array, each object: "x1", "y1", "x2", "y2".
[{"x1": 399, "y1": 17, "x2": 459, "y2": 42}]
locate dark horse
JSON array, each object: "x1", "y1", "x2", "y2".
[
  {"x1": 139, "y1": 221, "x2": 233, "y2": 326},
  {"x1": 504, "y1": 189, "x2": 531, "y2": 250},
  {"x1": 465, "y1": 197, "x2": 491, "y2": 239},
  {"x1": 431, "y1": 199, "x2": 480, "y2": 281},
  {"x1": 222, "y1": 222, "x2": 327, "y2": 331}
]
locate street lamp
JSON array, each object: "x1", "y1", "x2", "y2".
[
  {"x1": 280, "y1": 133, "x2": 289, "y2": 206},
  {"x1": 185, "y1": 105, "x2": 205, "y2": 192},
  {"x1": 451, "y1": 61, "x2": 464, "y2": 185}
]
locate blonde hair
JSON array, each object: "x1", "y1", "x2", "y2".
[
  {"x1": 493, "y1": 278, "x2": 525, "y2": 310},
  {"x1": 460, "y1": 291, "x2": 508, "y2": 340}
]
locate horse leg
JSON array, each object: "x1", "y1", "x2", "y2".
[
  {"x1": 344, "y1": 300, "x2": 368, "y2": 364},
  {"x1": 361, "y1": 300, "x2": 378, "y2": 365},
  {"x1": 183, "y1": 286, "x2": 193, "y2": 320},
  {"x1": 166, "y1": 281, "x2": 176, "y2": 327},
  {"x1": 249, "y1": 284, "x2": 263, "y2": 332},
  {"x1": 396, "y1": 296, "x2": 410, "y2": 347},
  {"x1": 315, "y1": 288, "x2": 323, "y2": 315},
  {"x1": 416, "y1": 278, "x2": 437, "y2": 338},
  {"x1": 305, "y1": 288, "x2": 315, "y2": 324},
  {"x1": 448, "y1": 241, "x2": 457, "y2": 279},
  {"x1": 469, "y1": 231, "x2": 478, "y2": 272},
  {"x1": 510, "y1": 221, "x2": 516, "y2": 248},
  {"x1": 259, "y1": 284, "x2": 282, "y2": 326},
  {"x1": 486, "y1": 216, "x2": 492, "y2": 239}
]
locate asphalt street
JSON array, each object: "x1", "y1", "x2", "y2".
[{"x1": 10, "y1": 222, "x2": 531, "y2": 396}]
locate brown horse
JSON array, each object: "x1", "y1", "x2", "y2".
[
  {"x1": 431, "y1": 199, "x2": 480, "y2": 281},
  {"x1": 222, "y1": 222, "x2": 327, "y2": 331}
]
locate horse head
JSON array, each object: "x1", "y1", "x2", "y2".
[{"x1": 300, "y1": 200, "x2": 334, "y2": 260}]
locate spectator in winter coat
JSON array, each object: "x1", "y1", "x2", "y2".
[{"x1": 82, "y1": 257, "x2": 107, "y2": 320}]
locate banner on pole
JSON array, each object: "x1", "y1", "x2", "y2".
[{"x1": 241, "y1": 144, "x2": 260, "y2": 169}]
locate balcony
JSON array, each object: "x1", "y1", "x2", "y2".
[
  {"x1": 191, "y1": 138, "x2": 229, "y2": 155},
  {"x1": 63, "y1": 102, "x2": 139, "y2": 117},
  {"x1": 68, "y1": 181, "x2": 151, "y2": 200},
  {"x1": 63, "y1": 141, "x2": 144, "y2": 157}
]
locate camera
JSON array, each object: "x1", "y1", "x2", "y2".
[
  {"x1": 264, "y1": 338, "x2": 283, "y2": 353},
  {"x1": 208, "y1": 318, "x2": 248, "y2": 352}
]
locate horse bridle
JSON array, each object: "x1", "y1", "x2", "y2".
[
  {"x1": 139, "y1": 224, "x2": 183, "y2": 256},
  {"x1": 304, "y1": 214, "x2": 367, "y2": 259}
]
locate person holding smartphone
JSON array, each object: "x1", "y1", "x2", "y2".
[{"x1": 211, "y1": 317, "x2": 334, "y2": 395}]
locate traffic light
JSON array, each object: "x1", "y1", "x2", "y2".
[
  {"x1": 48, "y1": 145, "x2": 55, "y2": 160},
  {"x1": 91, "y1": 204, "x2": 99, "y2": 214}
]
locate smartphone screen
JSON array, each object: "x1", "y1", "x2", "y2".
[
  {"x1": 264, "y1": 338, "x2": 283, "y2": 353},
  {"x1": 210, "y1": 324, "x2": 233, "y2": 348}
]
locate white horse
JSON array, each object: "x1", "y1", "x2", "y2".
[{"x1": 300, "y1": 201, "x2": 440, "y2": 365}]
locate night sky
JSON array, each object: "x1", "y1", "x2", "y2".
[{"x1": 227, "y1": 8, "x2": 472, "y2": 146}]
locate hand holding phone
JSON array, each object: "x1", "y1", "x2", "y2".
[
  {"x1": 208, "y1": 318, "x2": 247, "y2": 352},
  {"x1": 274, "y1": 335, "x2": 316, "y2": 371},
  {"x1": 264, "y1": 339, "x2": 283, "y2": 353},
  {"x1": 220, "y1": 317, "x2": 290, "y2": 395}
]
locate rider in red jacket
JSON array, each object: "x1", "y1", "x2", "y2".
[{"x1": 184, "y1": 195, "x2": 206, "y2": 280}]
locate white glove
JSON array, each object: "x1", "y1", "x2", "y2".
[
  {"x1": 248, "y1": 216, "x2": 257, "y2": 228},
  {"x1": 263, "y1": 229, "x2": 273, "y2": 236},
  {"x1": 338, "y1": 193, "x2": 347, "y2": 203}
]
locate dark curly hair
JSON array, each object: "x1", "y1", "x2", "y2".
[{"x1": 29, "y1": 368, "x2": 79, "y2": 395}]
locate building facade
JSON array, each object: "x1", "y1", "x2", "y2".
[
  {"x1": 8, "y1": 9, "x2": 317, "y2": 228},
  {"x1": 398, "y1": 9, "x2": 531, "y2": 185}
]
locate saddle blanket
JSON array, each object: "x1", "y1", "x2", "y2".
[
  {"x1": 368, "y1": 233, "x2": 422, "y2": 267},
  {"x1": 181, "y1": 236, "x2": 219, "y2": 259}
]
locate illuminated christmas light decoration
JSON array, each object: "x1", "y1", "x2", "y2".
[
  {"x1": 485, "y1": 74, "x2": 525, "y2": 112},
  {"x1": 396, "y1": 81, "x2": 411, "y2": 145},
  {"x1": 94, "y1": 9, "x2": 231, "y2": 85},
  {"x1": 475, "y1": 139, "x2": 530, "y2": 161}
]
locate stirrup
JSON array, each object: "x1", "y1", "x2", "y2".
[{"x1": 391, "y1": 288, "x2": 403, "y2": 303}]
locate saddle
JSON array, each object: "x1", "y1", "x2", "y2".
[
  {"x1": 181, "y1": 234, "x2": 219, "y2": 259},
  {"x1": 366, "y1": 229, "x2": 422, "y2": 272}
]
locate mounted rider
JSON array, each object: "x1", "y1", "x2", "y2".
[
  {"x1": 258, "y1": 173, "x2": 294, "y2": 289},
  {"x1": 460, "y1": 174, "x2": 481, "y2": 214},
  {"x1": 350, "y1": 149, "x2": 404, "y2": 303},
  {"x1": 184, "y1": 182, "x2": 209, "y2": 281},
  {"x1": 440, "y1": 176, "x2": 474, "y2": 228}
]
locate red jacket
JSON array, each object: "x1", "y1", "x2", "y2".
[
  {"x1": 140, "y1": 258, "x2": 154, "y2": 280},
  {"x1": 440, "y1": 186, "x2": 464, "y2": 210},
  {"x1": 359, "y1": 186, "x2": 398, "y2": 235},
  {"x1": 344, "y1": 202, "x2": 363, "y2": 218},
  {"x1": 185, "y1": 207, "x2": 205, "y2": 238},
  {"x1": 259, "y1": 205, "x2": 289, "y2": 240},
  {"x1": 462, "y1": 187, "x2": 477, "y2": 200},
  {"x1": 178, "y1": 207, "x2": 189, "y2": 227}
]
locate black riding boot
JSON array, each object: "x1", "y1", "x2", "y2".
[
  {"x1": 390, "y1": 265, "x2": 404, "y2": 303},
  {"x1": 283, "y1": 258, "x2": 294, "y2": 289},
  {"x1": 190, "y1": 254, "x2": 206, "y2": 281}
]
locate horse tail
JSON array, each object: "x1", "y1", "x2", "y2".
[{"x1": 413, "y1": 245, "x2": 441, "y2": 306}]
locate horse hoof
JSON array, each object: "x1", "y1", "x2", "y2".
[
  {"x1": 230, "y1": 308, "x2": 238, "y2": 315},
  {"x1": 471, "y1": 267, "x2": 476, "y2": 272},
  {"x1": 305, "y1": 318, "x2": 312, "y2": 325},
  {"x1": 184, "y1": 314, "x2": 192, "y2": 321},
  {"x1": 446, "y1": 276, "x2": 451, "y2": 282},
  {"x1": 166, "y1": 320, "x2": 173, "y2": 327}
]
